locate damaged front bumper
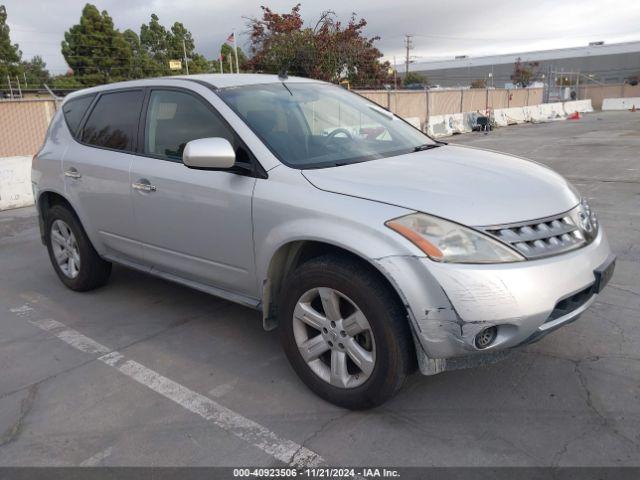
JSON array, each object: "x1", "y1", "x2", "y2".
[{"x1": 374, "y1": 229, "x2": 613, "y2": 375}]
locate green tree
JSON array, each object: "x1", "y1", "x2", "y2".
[
  {"x1": 51, "y1": 71, "x2": 83, "y2": 89},
  {"x1": 215, "y1": 43, "x2": 248, "y2": 73},
  {"x1": 123, "y1": 29, "x2": 159, "y2": 78},
  {"x1": 61, "y1": 4, "x2": 133, "y2": 86},
  {"x1": 22, "y1": 55, "x2": 50, "y2": 87},
  {"x1": 470, "y1": 78, "x2": 486, "y2": 88},
  {"x1": 511, "y1": 57, "x2": 540, "y2": 87},
  {"x1": 0, "y1": 4, "x2": 23, "y2": 82},
  {"x1": 167, "y1": 22, "x2": 193, "y2": 65},
  {"x1": 140, "y1": 14, "x2": 212, "y2": 75},
  {"x1": 246, "y1": 4, "x2": 391, "y2": 87},
  {"x1": 140, "y1": 13, "x2": 169, "y2": 74},
  {"x1": 168, "y1": 21, "x2": 209, "y2": 74},
  {"x1": 403, "y1": 71, "x2": 427, "y2": 87}
]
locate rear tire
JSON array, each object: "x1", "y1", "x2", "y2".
[
  {"x1": 45, "y1": 204, "x2": 112, "y2": 291},
  {"x1": 278, "y1": 254, "x2": 415, "y2": 409}
]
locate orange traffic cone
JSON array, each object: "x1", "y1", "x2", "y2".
[
  {"x1": 631, "y1": 105, "x2": 637, "y2": 112},
  {"x1": 568, "y1": 111, "x2": 581, "y2": 120}
]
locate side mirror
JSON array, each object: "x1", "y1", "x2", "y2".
[{"x1": 183, "y1": 137, "x2": 236, "y2": 170}]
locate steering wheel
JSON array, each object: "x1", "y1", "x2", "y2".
[{"x1": 326, "y1": 127, "x2": 354, "y2": 143}]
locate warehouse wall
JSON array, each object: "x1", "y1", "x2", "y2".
[{"x1": 410, "y1": 51, "x2": 640, "y2": 87}]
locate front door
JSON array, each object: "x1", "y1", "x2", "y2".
[{"x1": 130, "y1": 88, "x2": 257, "y2": 297}]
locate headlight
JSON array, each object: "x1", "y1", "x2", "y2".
[
  {"x1": 577, "y1": 198, "x2": 598, "y2": 241},
  {"x1": 386, "y1": 212, "x2": 525, "y2": 263}
]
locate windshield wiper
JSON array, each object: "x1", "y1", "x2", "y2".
[{"x1": 413, "y1": 143, "x2": 443, "y2": 152}]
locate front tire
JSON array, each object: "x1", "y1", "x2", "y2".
[
  {"x1": 45, "y1": 204, "x2": 112, "y2": 291},
  {"x1": 278, "y1": 254, "x2": 415, "y2": 409}
]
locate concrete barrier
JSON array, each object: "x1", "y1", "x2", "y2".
[
  {"x1": 0, "y1": 156, "x2": 34, "y2": 211},
  {"x1": 504, "y1": 107, "x2": 527, "y2": 124},
  {"x1": 538, "y1": 102, "x2": 566, "y2": 121},
  {"x1": 443, "y1": 113, "x2": 469, "y2": 134},
  {"x1": 563, "y1": 99, "x2": 593, "y2": 115},
  {"x1": 523, "y1": 105, "x2": 546, "y2": 123},
  {"x1": 602, "y1": 97, "x2": 640, "y2": 110},
  {"x1": 491, "y1": 109, "x2": 509, "y2": 127},
  {"x1": 426, "y1": 100, "x2": 595, "y2": 138},
  {"x1": 426, "y1": 115, "x2": 452, "y2": 137}
]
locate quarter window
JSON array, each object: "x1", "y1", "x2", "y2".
[
  {"x1": 144, "y1": 90, "x2": 234, "y2": 161},
  {"x1": 62, "y1": 94, "x2": 95, "y2": 137},
  {"x1": 81, "y1": 90, "x2": 144, "y2": 151}
]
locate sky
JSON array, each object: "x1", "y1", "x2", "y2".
[{"x1": 4, "y1": 0, "x2": 640, "y2": 74}]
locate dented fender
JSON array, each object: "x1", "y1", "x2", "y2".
[
  {"x1": 373, "y1": 255, "x2": 469, "y2": 360},
  {"x1": 374, "y1": 254, "x2": 511, "y2": 376}
]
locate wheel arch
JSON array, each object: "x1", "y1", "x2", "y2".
[
  {"x1": 36, "y1": 190, "x2": 77, "y2": 244},
  {"x1": 261, "y1": 240, "x2": 413, "y2": 333}
]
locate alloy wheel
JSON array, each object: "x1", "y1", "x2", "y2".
[
  {"x1": 292, "y1": 287, "x2": 376, "y2": 389},
  {"x1": 50, "y1": 219, "x2": 81, "y2": 279}
]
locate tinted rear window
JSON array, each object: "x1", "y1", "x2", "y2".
[
  {"x1": 62, "y1": 94, "x2": 95, "y2": 137},
  {"x1": 81, "y1": 90, "x2": 144, "y2": 151}
]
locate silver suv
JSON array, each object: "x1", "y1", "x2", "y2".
[{"x1": 32, "y1": 74, "x2": 615, "y2": 408}]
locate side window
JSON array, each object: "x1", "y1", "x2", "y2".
[
  {"x1": 144, "y1": 90, "x2": 236, "y2": 162},
  {"x1": 62, "y1": 94, "x2": 95, "y2": 137},
  {"x1": 81, "y1": 90, "x2": 144, "y2": 151}
]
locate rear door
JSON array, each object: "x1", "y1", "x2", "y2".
[
  {"x1": 130, "y1": 88, "x2": 257, "y2": 298},
  {"x1": 63, "y1": 89, "x2": 145, "y2": 262}
]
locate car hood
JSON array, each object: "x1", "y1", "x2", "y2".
[{"x1": 301, "y1": 145, "x2": 579, "y2": 226}]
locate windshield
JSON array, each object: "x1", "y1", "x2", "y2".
[{"x1": 216, "y1": 82, "x2": 436, "y2": 169}]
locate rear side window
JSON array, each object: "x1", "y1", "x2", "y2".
[
  {"x1": 81, "y1": 90, "x2": 144, "y2": 152},
  {"x1": 144, "y1": 89, "x2": 234, "y2": 161},
  {"x1": 62, "y1": 94, "x2": 95, "y2": 137}
]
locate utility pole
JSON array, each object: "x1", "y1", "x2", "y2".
[
  {"x1": 404, "y1": 34, "x2": 413, "y2": 76},
  {"x1": 393, "y1": 56, "x2": 398, "y2": 90},
  {"x1": 182, "y1": 39, "x2": 190, "y2": 75}
]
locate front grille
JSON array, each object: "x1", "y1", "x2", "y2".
[
  {"x1": 481, "y1": 210, "x2": 586, "y2": 259},
  {"x1": 545, "y1": 284, "x2": 594, "y2": 323}
]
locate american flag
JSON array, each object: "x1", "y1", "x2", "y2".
[{"x1": 225, "y1": 33, "x2": 235, "y2": 46}]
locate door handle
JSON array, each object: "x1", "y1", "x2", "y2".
[
  {"x1": 132, "y1": 181, "x2": 157, "y2": 193},
  {"x1": 64, "y1": 167, "x2": 82, "y2": 179}
]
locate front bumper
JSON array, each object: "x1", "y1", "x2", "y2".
[{"x1": 374, "y1": 229, "x2": 613, "y2": 375}]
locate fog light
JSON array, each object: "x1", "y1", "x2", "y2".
[{"x1": 475, "y1": 326, "x2": 497, "y2": 349}]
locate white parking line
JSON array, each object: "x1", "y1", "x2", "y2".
[
  {"x1": 79, "y1": 446, "x2": 113, "y2": 466},
  {"x1": 21, "y1": 310, "x2": 324, "y2": 468},
  {"x1": 111, "y1": 358, "x2": 323, "y2": 467},
  {"x1": 31, "y1": 318, "x2": 111, "y2": 355},
  {"x1": 208, "y1": 379, "x2": 237, "y2": 398}
]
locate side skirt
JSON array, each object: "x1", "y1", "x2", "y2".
[{"x1": 102, "y1": 254, "x2": 262, "y2": 311}]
